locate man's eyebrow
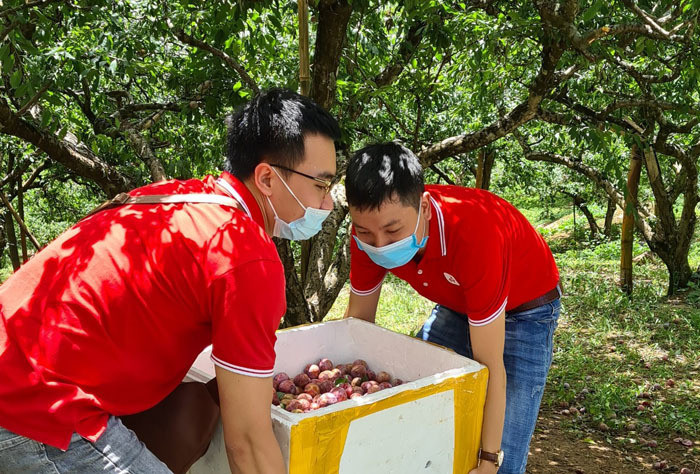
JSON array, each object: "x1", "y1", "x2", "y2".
[
  {"x1": 317, "y1": 171, "x2": 336, "y2": 181},
  {"x1": 381, "y1": 219, "x2": 401, "y2": 229}
]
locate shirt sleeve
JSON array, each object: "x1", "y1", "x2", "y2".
[
  {"x1": 457, "y1": 225, "x2": 511, "y2": 326},
  {"x1": 208, "y1": 258, "x2": 286, "y2": 377},
  {"x1": 349, "y1": 230, "x2": 388, "y2": 296}
]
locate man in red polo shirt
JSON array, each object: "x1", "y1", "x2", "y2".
[
  {"x1": 0, "y1": 88, "x2": 340, "y2": 473},
  {"x1": 344, "y1": 142, "x2": 560, "y2": 474}
]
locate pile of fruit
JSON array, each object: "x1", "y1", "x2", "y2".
[{"x1": 272, "y1": 358, "x2": 405, "y2": 413}]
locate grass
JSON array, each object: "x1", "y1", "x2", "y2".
[{"x1": 325, "y1": 205, "x2": 700, "y2": 445}]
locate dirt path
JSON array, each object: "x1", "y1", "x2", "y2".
[{"x1": 527, "y1": 407, "x2": 699, "y2": 473}]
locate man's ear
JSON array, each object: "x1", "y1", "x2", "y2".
[
  {"x1": 254, "y1": 162, "x2": 275, "y2": 197},
  {"x1": 421, "y1": 191, "x2": 432, "y2": 221}
]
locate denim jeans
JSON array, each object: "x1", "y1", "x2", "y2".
[
  {"x1": 0, "y1": 416, "x2": 171, "y2": 473},
  {"x1": 416, "y1": 299, "x2": 560, "y2": 474}
]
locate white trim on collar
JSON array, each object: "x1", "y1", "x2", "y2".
[
  {"x1": 216, "y1": 178, "x2": 252, "y2": 219},
  {"x1": 429, "y1": 196, "x2": 447, "y2": 256}
]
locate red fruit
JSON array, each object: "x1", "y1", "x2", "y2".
[
  {"x1": 319, "y1": 380, "x2": 334, "y2": 393},
  {"x1": 318, "y1": 392, "x2": 338, "y2": 406},
  {"x1": 297, "y1": 393, "x2": 313, "y2": 402},
  {"x1": 366, "y1": 384, "x2": 382, "y2": 394},
  {"x1": 375, "y1": 371, "x2": 391, "y2": 383},
  {"x1": 645, "y1": 439, "x2": 658, "y2": 448},
  {"x1": 278, "y1": 380, "x2": 297, "y2": 394},
  {"x1": 286, "y1": 399, "x2": 303, "y2": 411},
  {"x1": 310, "y1": 402, "x2": 320, "y2": 411},
  {"x1": 337, "y1": 364, "x2": 352, "y2": 375},
  {"x1": 304, "y1": 383, "x2": 321, "y2": 397},
  {"x1": 272, "y1": 373, "x2": 289, "y2": 390},
  {"x1": 350, "y1": 364, "x2": 367, "y2": 378},
  {"x1": 318, "y1": 358, "x2": 334, "y2": 371},
  {"x1": 353, "y1": 359, "x2": 368, "y2": 368},
  {"x1": 379, "y1": 382, "x2": 393, "y2": 390},
  {"x1": 391, "y1": 378, "x2": 404, "y2": 386},
  {"x1": 666, "y1": 379, "x2": 675, "y2": 387},
  {"x1": 366, "y1": 370, "x2": 377, "y2": 381},
  {"x1": 352, "y1": 386, "x2": 363, "y2": 394},
  {"x1": 304, "y1": 364, "x2": 320, "y2": 379},
  {"x1": 337, "y1": 382, "x2": 353, "y2": 397},
  {"x1": 330, "y1": 387, "x2": 348, "y2": 401},
  {"x1": 351, "y1": 377, "x2": 363, "y2": 387},
  {"x1": 361, "y1": 381, "x2": 378, "y2": 393},
  {"x1": 296, "y1": 398, "x2": 311, "y2": 411},
  {"x1": 680, "y1": 468, "x2": 692, "y2": 474},
  {"x1": 272, "y1": 388, "x2": 280, "y2": 406},
  {"x1": 319, "y1": 370, "x2": 335, "y2": 381},
  {"x1": 637, "y1": 404, "x2": 646, "y2": 411},
  {"x1": 350, "y1": 392, "x2": 363, "y2": 400},
  {"x1": 280, "y1": 398, "x2": 292, "y2": 409},
  {"x1": 293, "y1": 373, "x2": 311, "y2": 387},
  {"x1": 329, "y1": 368, "x2": 342, "y2": 380}
]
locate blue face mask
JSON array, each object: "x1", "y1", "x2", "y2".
[
  {"x1": 267, "y1": 167, "x2": 331, "y2": 241},
  {"x1": 353, "y1": 205, "x2": 428, "y2": 269}
]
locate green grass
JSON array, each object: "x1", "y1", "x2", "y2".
[
  {"x1": 326, "y1": 206, "x2": 700, "y2": 443},
  {"x1": 326, "y1": 274, "x2": 435, "y2": 336}
]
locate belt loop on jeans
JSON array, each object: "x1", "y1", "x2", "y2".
[{"x1": 508, "y1": 282, "x2": 562, "y2": 314}]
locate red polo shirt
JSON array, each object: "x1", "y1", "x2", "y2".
[
  {"x1": 0, "y1": 172, "x2": 285, "y2": 449},
  {"x1": 350, "y1": 185, "x2": 559, "y2": 326}
]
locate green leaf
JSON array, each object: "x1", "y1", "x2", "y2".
[{"x1": 10, "y1": 69, "x2": 22, "y2": 89}]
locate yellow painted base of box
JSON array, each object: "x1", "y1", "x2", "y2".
[{"x1": 288, "y1": 369, "x2": 488, "y2": 474}]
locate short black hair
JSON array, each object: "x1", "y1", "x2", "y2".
[
  {"x1": 224, "y1": 88, "x2": 341, "y2": 179},
  {"x1": 346, "y1": 142, "x2": 424, "y2": 211}
]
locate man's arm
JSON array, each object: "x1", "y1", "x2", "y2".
[
  {"x1": 343, "y1": 286, "x2": 382, "y2": 323},
  {"x1": 468, "y1": 310, "x2": 507, "y2": 474},
  {"x1": 215, "y1": 366, "x2": 286, "y2": 474}
]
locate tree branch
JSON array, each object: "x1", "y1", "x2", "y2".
[
  {"x1": 0, "y1": 99, "x2": 131, "y2": 195},
  {"x1": 418, "y1": 36, "x2": 564, "y2": 167},
  {"x1": 373, "y1": 19, "x2": 426, "y2": 87},
  {"x1": 174, "y1": 30, "x2": 259, "y2": 94}
]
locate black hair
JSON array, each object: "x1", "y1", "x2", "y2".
[
  {"x1": 345, "y1": 142, "x2": 424, "y2": 211},
  {"x1": 224, "y1": 88, "x2": 341, "y2": 179}
]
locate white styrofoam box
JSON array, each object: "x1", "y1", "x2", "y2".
[{"x1": 189, "y1": 318, "x2": 488, "y2": 474}]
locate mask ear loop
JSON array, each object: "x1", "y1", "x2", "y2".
[{"x1": 271, "y1": 166, "x2": 307, "y2": 211}]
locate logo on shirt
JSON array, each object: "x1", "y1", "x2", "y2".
[{"x1": 443, "y1": 272, "x2": 460, "y2": 286}]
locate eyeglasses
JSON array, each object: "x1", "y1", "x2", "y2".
[{"x1": 271, "y1": 164, "x2": 336, "y2": 196}]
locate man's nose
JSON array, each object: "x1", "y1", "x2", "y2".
[{"x1": 321, "y1": 192, "x2": 334, "y2": 211}]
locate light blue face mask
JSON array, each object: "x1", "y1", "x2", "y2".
[
  {"x1": 267, "y1": 167, "x2": 332, "y2": 241},
  {"x1": 353, "y1": 205, "x2": 428, "y2": 269}
]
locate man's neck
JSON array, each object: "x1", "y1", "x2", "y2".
[{"x1": 242, "y1": 178, "x2": 273, "y2": 236}]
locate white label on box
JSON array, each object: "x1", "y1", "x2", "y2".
[{"x1": 338, "y1": 389, "x2": 455, "y2": 473}]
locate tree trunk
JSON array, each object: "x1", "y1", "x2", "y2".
[
  {"x1": 310, "y1": 0, "x2": 352, "y2": 111},
  {"x1": 604, "y1": 198, "x2": 615, "y2": 237},
  {"x1": 0, "y1": 214, "x2": 6, "y2": 265},
  {"x1": 620, "y1": 145, "x2": 642, "y2": 295},
  {"x1": 17, "y1": 177, "x2": 27, "y2": 262},
  {"x1": 570, "y1": 194, "x2": 600, "y2": 239},
  {"x1": 475, "y1": 149, "x2": 494, "y2": 190},
  {"x1": 4, "y1": 211, "x2": 20, "y2": 271}
]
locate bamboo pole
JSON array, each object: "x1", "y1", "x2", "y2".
[{"x1": 298, "y1": 0, "x2": 311, "y2": 97}]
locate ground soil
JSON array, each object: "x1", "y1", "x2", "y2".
[{"x1": 527, "y1": 407, "x2": 699, "y2": 473}]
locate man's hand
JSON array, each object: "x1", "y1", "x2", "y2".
[
  {"x1": 469, "y1": 461, "x2": 499, "y2": 474},
  {"x1": 215, "y1": 366, "x2": 286, "y2": 474}
]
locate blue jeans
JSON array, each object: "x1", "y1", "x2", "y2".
[
  {"x1": 0, "y1": 416, "x2": 171, "y2": 473},
  {"x1": 416, "y1": 299, "x2": 560, "y2": 474}
]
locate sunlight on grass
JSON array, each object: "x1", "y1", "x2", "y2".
[{"x1": 325, "y1": 275, "x2": 434, "y2": 336}]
